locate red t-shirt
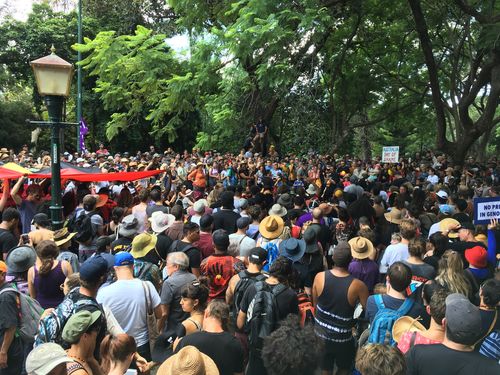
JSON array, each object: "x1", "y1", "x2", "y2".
[
  {"x1": 397, "y1": 331, "x2": 442, "y2": 354},
  {"x1": 194, "y1": 232, "x2": 214, "y2": 260},
  {"x1": 200, "y1": 254, "x2": 245, "y2": 301}
]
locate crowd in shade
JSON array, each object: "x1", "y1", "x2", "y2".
[{"x1": 0, "y1": 143, "x2": 498, "y2": 375}]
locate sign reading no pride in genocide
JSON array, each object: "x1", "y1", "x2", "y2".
[
  {"x1": 473, "y1": 197, "x2": 500, "y2": 225},
  {"x1": 382, "y1": 146, "x2": 399, "y2": 163}
]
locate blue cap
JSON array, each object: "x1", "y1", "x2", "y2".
[
  {"x1": 80, "y1": 255, "x2": 109, "y2": 282},
  {"x1": 114, "y1": 251, "x2": 134, "y2": 267}
]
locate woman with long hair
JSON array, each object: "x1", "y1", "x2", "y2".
[
  {"x1": 435, "y1": 250, "x2": 472, "y2": 299},
  {"x1": 100, "y1": 334, "x2": 137, "y2": 375},
  {"x1": 107, "y1": 206, "x2": 125, "y2": 236},
  {"x1": 28, "y1": 240, "x2": 72, "y2": 308}
]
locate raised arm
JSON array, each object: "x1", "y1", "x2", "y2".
[
  {"x1": 487, "y1": 219, "x2": 498, "y2": 265},
  {"x1": 0, "y1": 179, "x2": 10, "y2": 212},
  {"x1": 10, "y1": 177, "x2": 24, "y2": 206}
]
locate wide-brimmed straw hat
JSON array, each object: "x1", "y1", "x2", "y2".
[
  {"x1": 259, "y1": 215, "x2": 284, "y2": 240},
  {"x1": 54, "y1": 227, "x2": 76, "y2": 247},
  {"x1": 348, "y1": 236, "x2": 375, "y2": 260},
  {"x1": 384, "y1": 208, "x2": 404, "y2": 225},
  {"x1": 439, "y1": 218, "x2": 461, "y2": 238},
  {"x1": 157, "y1": 346, "x2": 219, "y2": 375},
  {"x1": 392, "y1": 316, "x2": 426, "y2": 343}
]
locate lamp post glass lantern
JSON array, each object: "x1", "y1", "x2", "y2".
[{"x1": 30, "y1": 46, "x2": 74, "y2": 229}]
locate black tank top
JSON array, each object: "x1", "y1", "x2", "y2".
[{"x1": 314, "y1": 271, "x2": 355, "y2": 342}]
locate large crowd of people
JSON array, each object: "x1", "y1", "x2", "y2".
[{"x1": 0, "y1": 143, "x2": 498, "y2": 375}]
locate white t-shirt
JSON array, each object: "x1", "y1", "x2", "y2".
[
  {"x1": 427, "y1": 175, "x2": 439, "y2": 185},
  {"x1": 229, "y1": 233, "x2": 257, "y2": 257},
  {"x1": 379, "y1": 243, "x2": 409, "y2": 273},
  {"x1": 97, "y1": 279, "x2": 161, "y2": 346}
]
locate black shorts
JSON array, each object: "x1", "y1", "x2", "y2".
[{"x1": 320, "y1": 337, "x2": 356, "y2": 371}]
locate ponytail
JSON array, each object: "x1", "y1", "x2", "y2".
[{"x1": 35, "y1": 240, "x2": 59, "y2": 276}]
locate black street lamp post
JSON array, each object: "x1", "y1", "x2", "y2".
[{"x1": 30, "y1": 47, "x2": 74, "y2": 229}]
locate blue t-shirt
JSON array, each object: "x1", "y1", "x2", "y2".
[
  {"x1": 366, "y1": 294, "x2": 427, "y2": 325},
  {"x1": 19, "y1": 200, "x2": 38, "y2": 234}
]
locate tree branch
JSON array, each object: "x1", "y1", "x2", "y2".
[
  {"x1": 408, "y1": 0, "x2": 449, "y2": 150},
  {"x1": 350, "y1": 99, "x2": 424, "y2": 129},
  {"x1": 453, "y1": 0, "x2": 500, "y2": 24}
]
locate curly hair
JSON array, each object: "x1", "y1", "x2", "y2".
[
  {"x1": 269, "y1": 256, "x2": 294, "y2": 285},
  {"x1": 262, "y1": 315, "x2": 321, "y2": 375},
  {"x1": 355, "y1": 344, "x2": 406, "y2": 375}
]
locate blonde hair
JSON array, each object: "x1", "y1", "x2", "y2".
[
  {"x1": 435, "y1": 250, "x2": 472, "y2": 297},
  {"x1": 356, "y1": 344, "x2": 406, "y2": 375}
]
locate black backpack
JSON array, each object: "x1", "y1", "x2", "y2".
[
  {"x1": 232, "y1": 271, "x2": 266, "y2": 321},
  {"x1": 169, "y1": 240, "x2": 197, "y2": 255},
  {"x1": 72, "y1": 211, "x2": 99, "y2": 244},
  {"x1": 246, "y1": 281, "x2": 286, "y2": 350}
]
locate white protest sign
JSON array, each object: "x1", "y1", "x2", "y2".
[
  {"x1": 474, "y1": 197, "x2": 500, "y2": 225},
  {"x1": 382, "y1": 146, "x2": 399, "y2": 163}
]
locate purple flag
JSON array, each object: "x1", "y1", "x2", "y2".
[{"x1": 79, "y1": 119, "x2": 89, "y2": 152}]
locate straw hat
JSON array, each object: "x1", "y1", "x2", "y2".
[
  {"x1": 348, "y1": 237, "x2": 375, "y2": 260},
  {"x1": 384, "y1": 208, "x2": 404, "y2": 225},
  {"x1": 53, "y1": 228, "x2": 76, "y2": 247},
  {"x1": 259, "y1": 215, "x2": 284, "y2": 240},
  {"x1": 438, "y1": 218, "x2": 461, "y2": 239},
  {"x1": 157, "y1": 346, "x2": 219, "y2": 375},
  {"x1": 392, "y1": 316, "x2": 426, "y2": 343}
]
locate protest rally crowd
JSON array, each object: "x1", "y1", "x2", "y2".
[{"x1": 0, "y1": 142, "x2": 498, "y2": 375}]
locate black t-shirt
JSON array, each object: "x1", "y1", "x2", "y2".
[
  {"x1": 111, "y1": 237, "x2": 133, "y2": 254},
  {"x1": 171, "y1": 240, "x2": 201, "y2": 271},
  {"x1": 146, "y1": 205, "x2": 169, "y2": 218},
  {"x1": 240, "y1": 282, "x2": 299, "y2": 323},
  {"x1": 155, "y1": 233, "x2": 173, "y2": 261},
  {"x1": 0, "y1": 228, "x2": 17, "y2": 255},
  {"x1": 287, "y1": 208, "x2": 305, "y2": 220},
  {"x1": 0, "y1": 283, "x2": 18, "y2": 344},
  {"x1": 212, "y1": 209, "x2": 240, "y2": 234},
  {"x1": 405, "y1": 344, "x2": 499, "y2": 375},
  {"x1": 307, "y1": 223, "x2": 332, "y2": 251},
  {"x1": 176, "y1": 331, "x2": 244, "y2": 375}
]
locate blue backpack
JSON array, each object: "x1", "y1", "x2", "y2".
[
  {"x1": 261, "y1": 241, "x2": 280, "y2": 272},
  {"x1": 34, "y1": 288, "x2": 103, "y2": 347},
  {"x1": 368, "y1": 294, "x2": 414, "y2": 346}
]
